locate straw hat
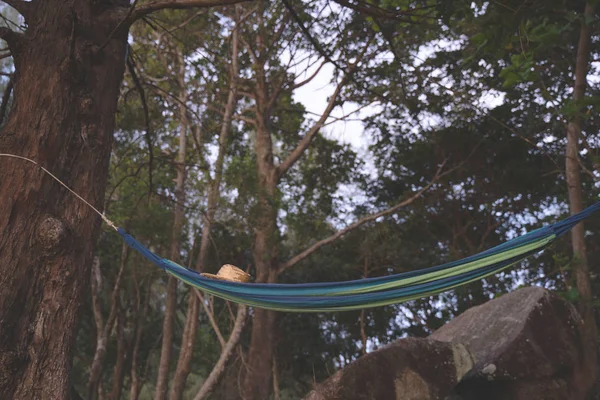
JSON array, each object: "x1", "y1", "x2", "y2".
[{"x1": 201, "y1": 264, "x2": 252, "y2": 283}]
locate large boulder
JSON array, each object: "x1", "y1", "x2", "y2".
[
  {"x1": 304, "y1": 338, "x2": 473, "y2": 400},
  {"x1": 304, "y1": 287, "x2": 591, "y2": 400},
  {"x1": 431, "y1": 286, "x2": 590, "y2": 399}
]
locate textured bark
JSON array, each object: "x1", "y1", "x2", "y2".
[
  {"x1": 0, "y1": 2, "x2": 128, "y2": 398},
  {"x1": 0, "y1": 1, "x2": 263, "y2": 399},
  {"x1": 169, "y1": 10, "x2": 240, "y2": 398},
  {"x1": 565, "y1": 1, "x2": 597, "y2": 393},
  {"x1": 155, "y1": 51, "x2": 190, "y2": 400}
]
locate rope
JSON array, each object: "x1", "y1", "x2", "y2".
[{"x1": 0, "y1": 153, "x2": 118, "y2": 231}]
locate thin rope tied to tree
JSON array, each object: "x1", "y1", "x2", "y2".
[
  {"x1": 2, "y1": 152, "x2": 600, "y2": 312},
  {"x1": 0, "y1": 153, "x2": 118, "y2": 231}
]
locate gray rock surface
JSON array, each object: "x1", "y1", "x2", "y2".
[
  {"x1": 431, "y1": 286, "x2": 590, "y2": 399},
  {"x1": 304, "y1": 287, "x2": 592, "y2": 400},
  {"x1": 304, "y1": 338, "x2": 473, "y2": 400}
]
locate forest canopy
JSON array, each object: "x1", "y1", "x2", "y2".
[{"x1": 0, "y1": 0, "x2": 598, "y2": 399}]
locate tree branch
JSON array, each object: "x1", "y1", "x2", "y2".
[
  {"x1": 195, "y1": 290, "x2": 226, "y2": 348},
  {"x1": 130, "y1": 0, "x2": 252, "y2": 22},
  {"x1": 291, "y1": 60, "x2": 326, "y2": 90},
  {"x1": 332, "y1": 0, "x2": 435, "y2": 21},
  {"x1": 274, "y1": 74, "x2": 349, "y2": 179},
  {"x1": 126, "y1": 51, "x2": 154, "y2": 195},
  {"x1": 277, "y1": 161, "x2": 449, "y2": 274},
  {"x1": 193, "y1": 304, "x2": 247, "y2": 400}
]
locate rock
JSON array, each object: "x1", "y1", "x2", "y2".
[
  {"x1": 431, "y1": 286, "x2": 590, "y2": 399},
  {"x1": 304, "y1": 287, "x2": 592, "y2": 400},
  {"x1": 303, "y1": 338, "x2": 473, "y2": 400}
]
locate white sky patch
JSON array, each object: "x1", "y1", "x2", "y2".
[
  {"x1": 292, "y1": 61, "x2": 372, "y2": 150},
  {"x1": 476, "y1": 89, "x2": 506, "y2": 110},
  {"x1": 414, "y1": 38, "x2": 468, "y2": 67}
]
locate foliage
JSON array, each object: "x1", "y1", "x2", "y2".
[{"x1": 14, "y1": 0, "x2": 593, "y2": 398}]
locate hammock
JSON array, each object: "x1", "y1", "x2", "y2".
[
  {"x1": 119, "y1": 201, "x2": 600, "y2": 312},
  {"x1": 2, "y1": 153, "x2": 599, "y2": 312}
]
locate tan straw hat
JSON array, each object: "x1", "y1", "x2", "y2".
[{"x1": 201, "y1": 264, "x2": 252, "y2": 283}]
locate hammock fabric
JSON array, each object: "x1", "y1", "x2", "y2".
[
  {"x1": 120, "y1": 201, "x2": 600, "y2": 312},
  {"x1": 2, "y1": 153, "x2": 597, "y2": 312}
]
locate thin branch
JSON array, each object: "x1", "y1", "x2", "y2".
[
  {"x1": 281, "y1": 0, "x2": 343, "y2": 72},
  {"x1": 578, "y1": 156, "x2": 599, "y2": 182},
  {"x1": 291, "y1": 60, "x2": 326, "y2": 90},
  {"x1": 126, "y1": 51, "x2": 154, "y2": 195},
  {"x1": 195, "y1": 290, "x2": 226, "y2": 347},
  {"x1": 130, "y1": 0, "x2": 252, "y2": 22},
  {"x1": 193, "y1": 305, "x2": 247, "y2": 400},
  {"x1": 240, "y1": 36, "x2": 258, "y2": 64},
  {"x1": 232, "y1": 114, "x2": 257, "y2": 126},
  {"x1": 88, "y1": 245, "x2": 129, "y2": 399},
  {"x1": 275, "y1": 73, "x2": 349, "y2": 179},
  {"x1": 277, "y1": 161, "x2": 450, "y2": 274},
  {"x1": 274, "y1": 32, "x2": 374, "y2": 178},
  {"x1": 332, "y1": 0, "x2": 435, "y2": 21}
]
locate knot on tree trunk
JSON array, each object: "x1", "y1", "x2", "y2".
[{"x1": 37, "y1": 216, "x2": 67, "y2": 252}]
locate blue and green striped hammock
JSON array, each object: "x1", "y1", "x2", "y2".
[
  {"x1": 2, "y1": 154, "x2": 598, "y2": 312},
  {"x1": 120, "y1": 201, "x2": 600, "y2": 312}
]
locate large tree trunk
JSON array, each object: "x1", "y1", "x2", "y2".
[
  {"x1": 565, "y1": 1, "x2": 597, "y2": 393},
  {"x1": 241, "y1": 52, "x2": 280, "y2": 398},
  {"x1": 0, "y1": 2, "x2": 128, "y2": 398},
  {"x1": 155, "y1": 51, "x2": 189, "y2": 400}
]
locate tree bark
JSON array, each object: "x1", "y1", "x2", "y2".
[
  {"x1": 565, "y1": 1, "x2": 597, "y2": 393},
  {"x1": 0, "y1": 2, "x2": 128, "y2": 398},
  {"x1": 0, "y1": 1, "x2": 264, "y2": 399},
  {"x1": 155, "y1": 50, "x2": 190, "y2": 400}
]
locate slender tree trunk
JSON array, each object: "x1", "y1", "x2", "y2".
[
  {"x1": 130, "y1": 271, "x2": 151, "y2": 400},
  {"x1": 272, "y1": 356, "x2": 281, "y2": 400},
  {"x1": 565, "y1": 1, "x2": 597, "y2": 393},
  {"x1": 155, "y1": 52, "x2": 189, "y2": 400},
  {"x1": 169, "y1": 12, "x2": 240, "y2": 399},
  {"x1": 0, "y1": 3, "x2": 128, "y2": 397},
  {"x1": 88, "y1": 243, "x2": 129, "y2": 399},
  {"x1": 193, "y1": 305, "x2": 247, "y2": 400},
  {"x1": 242, "y1": 45, "x2": 280, "y2": 398},
  {"x1": 109, "y1": 304, "x2": 127, "y2": 400}
]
